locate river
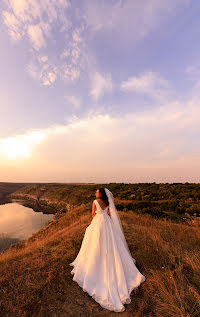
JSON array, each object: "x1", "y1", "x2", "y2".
[{"x1": 0, "y1": 201, "x2": 54, "y2": 253}]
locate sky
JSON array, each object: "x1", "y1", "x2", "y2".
[{"x1": 0, "y1": 0, "x2": 200, "y2": 183}]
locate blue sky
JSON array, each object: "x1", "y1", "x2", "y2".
[{"x1": 0, "y1": 0, "x2": 200, "y2": 183}]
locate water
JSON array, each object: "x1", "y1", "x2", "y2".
[{"x1": 0, "y1": 201, "x2": 54, "y2": 253}]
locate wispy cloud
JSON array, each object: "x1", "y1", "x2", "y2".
[
  {"x1": 1, "y1": 77, "x2": 200, "y2": 182},
  {"x1": 2, "y1": 0, "x2": 85, "y2": 86},
  {"x1": 27, "y1": 23, "x2": 47, "y2": 50},
  {"x1": 26, "y1": 55, "x2": 58, "y2": 86},
  {"x1": 2, "y1": 10, "x2": 23, "y2": 40},
  {"x1": 185, "y1": 63, "x2": 200, "y2": 99},
  {"x1": 1, "y1": 90, "x2": 199, "y2": 163},
  {"x1": 64, "y1": 95, "x2": 81, "y2": 109},
  {"x1": 2, "y1": 0, "x2": 70, "y2": 43},
  {"x1": 83, "y1": 0, "x2": 191, "y2": 42},
  {"x1": 90, "y1": 72, "x2": 113, "y2": 101},
  {"x1": 120, "y1": 71, "x2": 173, "y2": 101}
]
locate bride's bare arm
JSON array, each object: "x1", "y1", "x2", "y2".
[{"x1": 92, "y1": 201, "x2": 96, "y2": 218}]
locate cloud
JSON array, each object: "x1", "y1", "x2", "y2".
[
  {"x1": 65, "y1": 95, "x2": 81, "y2": 109},
  {"x1": 186, "y1": 64, "x2": 200, "y2": 86},
  {"x1": 90, "y1": 72, "x2": 113, "y2": 101},
  {"x1": 184, "y1": 63, "x2": 200, "y2": 100},
  {"x1": 60, "y1": 49, "x2": 70, "y2": 59},
  {"x1": 2, "y1": 0, "x2": 70, "y2": 43},
  {"x1": 62, "y1": 66, "x2": 80, "y2": 81},
  {"x1": 38, "y1": 55, "x2": 48, "y2": 63},
  {"x1": 0, "y1": 131, "x2": 46, "y2": 159},
  {"x1": 60, "y1": 26, "x2": 86, "y2": 82},
  {"x1": 43, "y1": 71, "x2": 57, "y2": 86},
  {"x1": 26, "y1": 56, "x2": 58, "y2": 86},
  {"x1": 2, "y1": 10, "x2": 23, "y2": 40},
  {"x1": 120, "y1": 71, "x2": 172, "y2": 101},
  {"x1": 2, "y1": 0, "x2": 85, "y2": 86},
  {"x1": 27, "y1": 24, "x2": 46, "y2": 50},
  {"x1": 186, "y1": 64, "x2": 200, "y2": 79},
  {"x1": 83, "y1": 0, "x2": 191, "y2": 43},
  {"x1": 1, "y1": 77, "x2": 200, "y2": 182},
  {"x1": 1, "y1": 90, "x2": 199, "y2": 167}
]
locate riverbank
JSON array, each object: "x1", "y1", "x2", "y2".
[
  {"x1": 0, "y1": 182, "x2": 38, "y2": 205},
  {"x1": 5, "y1": 182, "x2": 200, "y2": 224},
  {"x1": 7, "y1": 183, "x2": 92, "y2": 214}
]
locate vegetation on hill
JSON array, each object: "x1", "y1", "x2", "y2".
[
  {"x1": 8, "y1": 182, "x2": 200, "y2": 222},
  {"x1": 0, "y1": 182, "x2": 36, "y2": 204}
]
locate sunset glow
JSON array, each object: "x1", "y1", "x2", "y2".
[
  {"x1": 0, "y1": 131, "x2": 45, "y2": 159},
  {"x1": 0, "y1": 0, "x2": 200, "y2": 182}
]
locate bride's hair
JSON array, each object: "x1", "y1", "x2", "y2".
[{"x1": 97, "y1": 187, "x2": 109, "y2": 206}]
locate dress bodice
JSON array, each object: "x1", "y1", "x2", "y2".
[{"x1": 94, "y1": 199, "x2": 109, "y2": 215}]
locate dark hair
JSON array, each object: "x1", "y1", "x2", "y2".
[{"x1": 97, "y1": 187, "x2": 109, "y2": 206}]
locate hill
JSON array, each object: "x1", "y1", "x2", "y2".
[
  {"x1": 0, "y1": 182, "x2": 37, "y2": 204},
  {"x1": 7, "y1": 182, "x2": 200, "y2": 222},
  {"x1": 0, "y1": 199, "x2": 199, "y2": 316}
]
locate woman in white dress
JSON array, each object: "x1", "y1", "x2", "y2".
[{"x1": 69, "y1": 187, "x2": 146, "y2": 313}]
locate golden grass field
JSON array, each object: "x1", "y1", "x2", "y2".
[{"x1": 0, "y1": 203, "x2": 199, "y2": 317}]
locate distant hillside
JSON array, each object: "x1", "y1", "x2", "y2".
[
  {"x1": 7, "y1": 182, "x2": 200, "y2": 221},
  {"x1": 0, "y1": 182, "x2": 37, "y2": 204},
  {"x1": 8, "y1": 183, "x2": 102, "y2": 213},
  {"x1": 0, "y1": 200, "x2": 199, "y2": 316}
]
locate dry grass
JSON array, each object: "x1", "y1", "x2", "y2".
[{"x1": 0, "y1": 205, "x2": 199, "y2": 317}]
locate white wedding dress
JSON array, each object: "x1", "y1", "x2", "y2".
[{"x1": 69, "y1": 199, "x2": 146, "y2": 313}]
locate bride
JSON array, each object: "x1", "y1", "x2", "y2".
[{"x1": 69, "y1": 187, "x2": 146, "y2": 312}]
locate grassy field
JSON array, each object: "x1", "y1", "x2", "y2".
[{"x1": 0, "y1": 200, "x2": 199, "y2": 317}]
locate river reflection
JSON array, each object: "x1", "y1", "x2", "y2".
[{"x1": 0, "y1": 202, "x2": 53, "y2": 252}]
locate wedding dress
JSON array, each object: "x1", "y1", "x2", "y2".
[{"x1": 69, "y1": 188, "x2": 146, "y2": 313}]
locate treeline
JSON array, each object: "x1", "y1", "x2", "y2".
[
  {"x1": 115, "y1": 199, "x2": 199, "y2": 220},
  {"x1": 108, "y1": 182, "x2": 200, "y2": 201},
  {"x1": 109, "y1": 182, "x2": 200, "y2": 221}
]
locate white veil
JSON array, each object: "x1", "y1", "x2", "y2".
[{"x1": 104, "y1": 188, "x2": 136, "y2": 264}]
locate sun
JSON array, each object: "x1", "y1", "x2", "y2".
[
  {"x1": 0, "y1": 137, "x2": 31, "y2": 159},
  {"x1": 0, "y1": 131, "x2": 45, "y2": 159}
]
